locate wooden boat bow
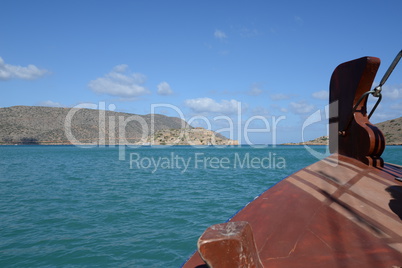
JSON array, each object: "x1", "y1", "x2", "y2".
[{"x1": 182, "y1": 54, "x2": 402, "y2": 268}]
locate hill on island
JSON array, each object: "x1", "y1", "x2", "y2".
[
  {"x1": 0, "y1": 106, "x2": 237, "y2": 145},
  {"x1": 284, "y1": 116, "x2": 402, "y2": 145},
  {"x1": 0, "y1": 106, "x2": 190, "y2": 145},
  {"x1": 375, "y1": 117, "x2": 402, "y2": 145}
]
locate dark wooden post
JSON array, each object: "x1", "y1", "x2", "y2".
[{"x1": 329, "y1": 56, "x2": 385, "y2": 167}]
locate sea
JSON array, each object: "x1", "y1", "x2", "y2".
[{"x1": 1, "y1": 145, "x2": 401, "y2": 267}]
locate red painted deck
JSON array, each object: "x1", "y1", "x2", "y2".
[{"x1": 183, "y1": 153, "x2": 402, "y2": 267}]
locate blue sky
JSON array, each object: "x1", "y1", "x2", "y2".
[{"x1": 1, "y1": 0, "x2": 401, "y2": 144}]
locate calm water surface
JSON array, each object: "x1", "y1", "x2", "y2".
[{"x1": 1, "y1": 145, "x2": 401, "y2": 267}]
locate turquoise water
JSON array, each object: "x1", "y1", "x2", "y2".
[{"x1": 1, "y1": 145, "x2": 401, "y2": 267}]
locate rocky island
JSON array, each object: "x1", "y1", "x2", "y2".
[
  {"x1": 0, "y1": 106, "x2": 237, "y2": 146},
  {"x1": 136, "y1": 127, "x2": 238, "y2": 146}
]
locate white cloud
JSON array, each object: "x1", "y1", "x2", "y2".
[
  {"x1": 112, "y1": 64, "x2": 128, "y2": 73},
  {"x1": 369, "y1": 108, "x2": 401, "y2": 123},
  {"x1": 390, "y1": 101, "x2": 402, "y2": 111},
  {"x1": 271, "y1": 104, "x2": 288, "y2": 113},
  {"x1": 37, "y1": 100, "x2": 62, "y2": 107},
  {"x1": 214, "y1": 30, "x2": 227, "y2": 40},
  {"x1": 157, "y1": 81, "x2": 174, "y2": 96},
  {"x1": 239, "y1": 27, "x2": 260, "y2": 37},
  {"x1": 73, "y1": 102, "x2": 99, "y2": 109},
  {"x1": 251, "y1": 106, "x2": 270, "y2": 116},
  {"x1": 247, "y1": 84, "x2": 263, "y2": 96},
  {"x1": 312, "y1": 90, "x2": 328, "y2": 100},
  {"x1": 88, "y1": 65, "x2": 150, "y2": 98},
  {"x1": 382, "y1": 84, "x2": 402, "y2": 99},
  {"x1": 289, "y1": 101, "x2": 314, "y2": 114},
  {"x1": 270, "y1": 93, "x2": 293, "y2": 100},
  {"x1": 185, "y1": 97, "x2": 240, "y2": 114},
  {"x1": 0, "y1": 57, "x2": 48, "y2": 80},
  {"x1": 294, "y1": 16, "x2": 304, "y2": 26}
]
